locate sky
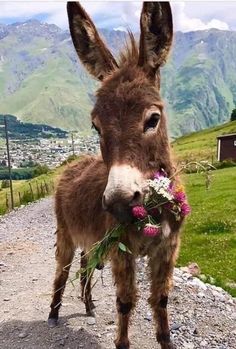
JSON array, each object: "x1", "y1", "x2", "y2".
[{"x1": 0, "y1": 1, "x2": 236, "y2": 33}]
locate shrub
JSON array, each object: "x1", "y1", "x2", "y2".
[
  {"x1": 33, "y1": 165, "x2": 50, "y2": 177},
  {"x1": 213, "y1": 159, "x2": 236, "y2": 170},
  {"x1": 61, "y1": 154, "x2": 79, "y2": 166},
  {"x1": 230, "y1": 108, "x2": 236, "y2": 122},
  {"x1": 1, "y1": 179, "x2": 10, "y2": 188},
  {"x1": 0, "y1": 165, "x2": 49, "y2": 180}
]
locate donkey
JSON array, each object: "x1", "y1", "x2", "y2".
[{"x1": 48, "y1": 2, "x2": 185, "y2": 349}]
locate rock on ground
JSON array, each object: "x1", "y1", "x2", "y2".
[{"x1": 0, "y1": 198, "x2": 235, "y2": 349}]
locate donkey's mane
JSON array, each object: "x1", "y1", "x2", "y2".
[{"x1": 118, "y1": 31, "x2": 139, "y2": 67}]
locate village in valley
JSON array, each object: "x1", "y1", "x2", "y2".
[
  {"x1": 0, "y1": 114, "x2": 100, "y2": 171},
  {"x1": 0, "y1": 133, "x2": 100, "y2": 169}
]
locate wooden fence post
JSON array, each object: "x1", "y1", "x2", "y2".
[
  {"x1": 44, "y1": 180, "x2": 49, "y2": 194},
  {"x1": 29, "y1": 182, "x2": 34, "y2": 200},
  {"x1": 5, "y1": 193, "x2": 9, "y2": 211},
  {"x1": 51, "y1": 180, "x2": 55, "y2": 191},
  {"x1": 18, "y1": 192, "x2": 22, "y2": 205},
  {"x1": 40, "y1": 182, "x2": 44, "y2": 197},
  {"x1": 36, "y1": 181, "x2": 40, "y2": 199}
]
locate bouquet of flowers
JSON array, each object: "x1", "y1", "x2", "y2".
[
  {"x1": 78, "y1": 170, "x2": 191, "y2": 278},
  {"x1": 132, "y1": 169, "x2": 191, "y2": 237}
]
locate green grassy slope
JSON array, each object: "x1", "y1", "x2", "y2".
[
  {"x1": 0, "y1": 42, "x2": 96, "y2": 132},
  {"x1": 1, "y1": 60, "x2": 95, "y2": 132},
  {"x1": 172, "y1": 123, "x2": 236, "y2": 296},
  {"x1": 0, "y1": 22, "x2": 98, "y2": 132},
  {"x1": 172, "y1": 120, "x2": 236, "y2": 162},
  {"x1": 180, "y1": 168, "x2": 236, "y2": 296}
]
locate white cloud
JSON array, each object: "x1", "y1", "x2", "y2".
[
  {"x1": 45, "y1": 5, "x2": 68, "y2": 29},
  {"x1": 172, "y1": 2, "x2": 229, "y2": 32},
  {"x1": 0, "y1": 1, "x2": 65, "y2": 20},
  {"x1": 113, "y1": 26, "x2": 128, "y2": 33},
  {"x1": 0, "y1": 1, "x2": 234, "y2": 32}
]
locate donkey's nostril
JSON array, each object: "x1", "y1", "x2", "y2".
[
  {"x1": 131, "y1": 191, "x2": 142, "y2": 205},
  {"x1": 102, "y1": 195, "x2": 108, "y2": 210}
]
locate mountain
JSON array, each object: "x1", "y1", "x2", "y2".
[
  {"x1": 0, "y1": 20, "x2": 236, "y2": 136},
  {"x1": 0, "y1": 114, "x2": 68, "y2": 140},
  {"x1": 0, "y1": 20, "x2": 97, "y2": 133},
  {"x1": 162, "y1": 30, "x2": 236, "y2": 137}
]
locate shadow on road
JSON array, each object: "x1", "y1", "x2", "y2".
[{"x1": 1, "y1": 313, "x2": 103, "y2": 349}]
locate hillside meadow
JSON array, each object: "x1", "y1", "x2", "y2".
[
  {"x1": 0, "y1": 158, "x2": 235, "y2": 295},
  {"x1": 180, "y1": 167, "x2": 236, "y2": 296},
  {"x1": 172, "y1": 120, "x2": 236, "y2": 162}
]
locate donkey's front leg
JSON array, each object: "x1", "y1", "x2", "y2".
[
  {"x1": 149, "y1": 238, "x2": 179, "y2": 349},
  {"x1": 111, "y1": 251, "x2": 137, "y2": 349}
]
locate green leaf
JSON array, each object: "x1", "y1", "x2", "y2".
[
  {"x1": 118, "y1": 242, "x2": 127, "y2": 252},
  {"x1": 111, "y1": 229, "x2": 122, "y2": 238},
  {"x1": 118, "y1": 242, "x2": 132, "y2": 254}
]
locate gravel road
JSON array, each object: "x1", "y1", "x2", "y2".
[{"x1": 0, "y1": 198, "x2": 235, "y2": 349}]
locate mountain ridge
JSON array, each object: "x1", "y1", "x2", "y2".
[{"x1": 0, "y1": 20, "x2": 236, "y2": 136}]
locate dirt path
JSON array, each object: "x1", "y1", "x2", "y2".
[{"x1": 0, "y1": 198, "x2": 235, "y2": 349}]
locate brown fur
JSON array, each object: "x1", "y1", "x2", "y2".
[{"x1": 48, "y1": 3, "x2": 184, "y2": 349}]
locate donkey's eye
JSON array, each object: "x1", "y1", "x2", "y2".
[
  {"x1": 144, "y1": 113, "x2": 160, "y2": 133},
  {"x1": 91, "y1": 122, "x2": 101, "y2": 136}
]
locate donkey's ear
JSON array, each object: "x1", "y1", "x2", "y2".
[
  {"x1": 67, "y1": 2, "x2": 118, "y2": 81},
  {"x1": 138, "y1": 2, "x2": 173, "y2": 78}
]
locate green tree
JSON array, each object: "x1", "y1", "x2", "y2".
[
  {"x1": 230, "y1": 108, "x2": 236, "y2": 121},
  {"x1": 33, "y1": 164, "x2": 49, "y2": 177}
]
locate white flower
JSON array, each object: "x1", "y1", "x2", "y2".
[{"x1": 146, "y1": 178, "x2": 174, "y2": 202}]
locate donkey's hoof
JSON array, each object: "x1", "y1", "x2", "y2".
[
  {"x1": 90, "y1": 301, "x2": 96, "y2": 310},
  {"x1": 160, "y1": 342, "x2": 176, "y2": 349},
  {"x1": 115, "y1": 339, "x2": 130, "y2": 349},
  {"x1": 48, "y1": 317, "x2": 58, "y2": 328},
  {"x1": 86, "y1": 301, "x2": 96, "y2": 315},
  {"x1": 86, "y1": 309, "x2": 95, "y2": 317}
]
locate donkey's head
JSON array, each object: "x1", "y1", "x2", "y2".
[{"x1": 67, "y1": 2, "x2": 173, "y2": 223}]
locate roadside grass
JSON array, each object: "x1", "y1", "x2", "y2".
[
  {"x1": 0, "y1": 165, "x2": 64, "y2": 214},
  {"x1": 179, "y1": 167, "x2": 236, "y2": 296}
]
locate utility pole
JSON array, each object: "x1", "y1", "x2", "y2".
[{"x1": 4, "y1": 116, "x2": 14, "y2": 209}]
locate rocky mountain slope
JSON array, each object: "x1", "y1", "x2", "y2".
[
  {"x1": 0, "y1": 198, "x2": 235, "y2": 348},
  {"x1": 163, "y1": 30, "x2": 236, "y2": 136},
  {"x1": 0, "y1": 20, "x2": 236, "y2": 136}
]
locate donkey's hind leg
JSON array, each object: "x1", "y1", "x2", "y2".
[
  {"x1": 80, "y1": 251, "x2": 96, "y2": 316},
  {"x1": 48, "y1": 228, "x2": 75, "y2": 327}
]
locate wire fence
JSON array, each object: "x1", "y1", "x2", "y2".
[{"x1": 0, "y1": 179, "x2": 54, "y2": 215}]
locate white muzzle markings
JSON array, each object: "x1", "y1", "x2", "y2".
[{"x1": 103, "y1": 164, "x2": 143, "y2": 206}]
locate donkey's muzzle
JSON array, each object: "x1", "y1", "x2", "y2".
[
  {"x1": 102, "y1": 190, "x2": 142, "y2": 223},
  {"x1": 102, "y1": 164, "x2": 144, "y2": 223},
  {"x1": 104, "y1": 201, "x2": 133, "y2": 224}
]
